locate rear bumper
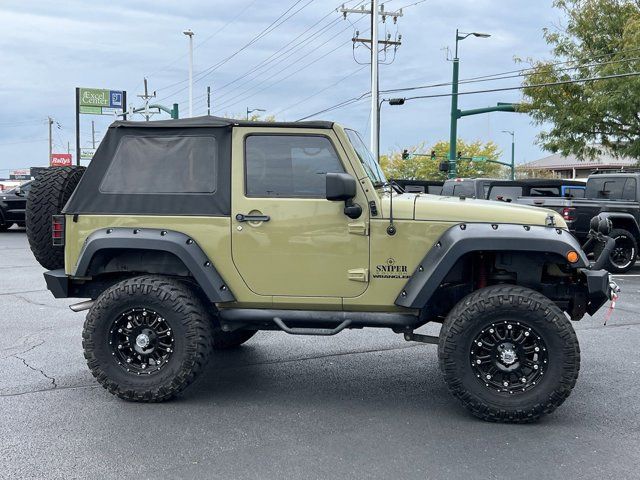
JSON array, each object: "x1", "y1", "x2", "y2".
[{"x1": 43, "y1": 269, "x2": 69, "y2": 298}]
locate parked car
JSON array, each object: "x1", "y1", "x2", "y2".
[
  {"x1": 392, "y1": 179, "x2": 443, "y2": 194},
  {"x1": 0, "y1": 181, "x2": 31, "y2": 231},
  {"x1": 492, "y1": 172, "x2": 640, "y2": 273},
  {"x1": 26, "y1": 116, "x2": 616, "y2": 423},
  {"x1": 487, "y1": 179, "x2": 586, "y2": 202},
  {"x1": 440, "y1": 178, "x2": 501, "y2": 199}
]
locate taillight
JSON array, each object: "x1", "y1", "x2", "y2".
[
  {"x1": 561, "y1": 207, "x2": 576, "y2": 221},
  {"x1": 52, "y1": 215, "x2": 65, "y2": 246}
]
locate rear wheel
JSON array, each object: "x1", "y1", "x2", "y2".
[
  {"x1": 594, "y1": 228, "x2": 637, "y2": 273},
  {"x1": 83, "y1": 275, "x2": 213, "y2": 402},
  {"x1": 438, "y1": 285, "x2": 580, "y2": 423},
  {"x1": 26, "y1": 166, "x2": 85, "y2": 269}
]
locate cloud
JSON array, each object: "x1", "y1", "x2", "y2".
[{"x1": 0, "y1": 0, "x2": 559, "y2": 173}]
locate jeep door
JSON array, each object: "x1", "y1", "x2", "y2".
[{"x1": 231, "y1": 128, "x2": 370, "y2": 298}]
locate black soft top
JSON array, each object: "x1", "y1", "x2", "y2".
[{"x1": 110, "y1": 115, "x2": 334, "y2": 130}]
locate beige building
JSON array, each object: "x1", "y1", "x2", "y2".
[{"x1": 521, "y1": 151, "x2": 637, "y2": 179}]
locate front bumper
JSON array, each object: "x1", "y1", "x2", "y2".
[{"x1": 579, "y1": 268, "x2": 618, "y2": 316}]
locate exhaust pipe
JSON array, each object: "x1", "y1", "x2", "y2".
[{"x1": 69, "y1": 300, "x2": 94, "y2": 312}]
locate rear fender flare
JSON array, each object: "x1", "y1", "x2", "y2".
[
  {"x1": 395, "y1": 223, "x2": 588, "y2": 309},
  {"x1": 73, "y1": 228, "x2": 235, "y2": 303}
]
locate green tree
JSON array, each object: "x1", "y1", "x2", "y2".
[
  {"x1": 521, "y1": 0, "x2": 640, "y2": 159},
  {"x1": 380, "y1": 139, "x2": 504, "y2": 180}
]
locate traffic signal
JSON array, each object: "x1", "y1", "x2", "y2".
[
  {"x1": 430, "y1": 150, "x2": 436, "y2": 159},
  {"x1": 402, "y1": 149, "x2": 409, "y2": 160}
]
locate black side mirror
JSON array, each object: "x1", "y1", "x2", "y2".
[
  {"x1": 326, "y1": 173, "x2": 356, "y2": 201},
  {"x1": 13, "y1": 187, "x2": 23, "y2": 196},
  {"x1": 326, "y1": 173, "x2": 362, "y2": 219}
]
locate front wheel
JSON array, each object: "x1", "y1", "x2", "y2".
[
  {"x1": 438, "y1": 285, "x2": 580, "y2": 423},
  {"x1": 83, "y1": 275, "x2": 213, "y2": 402}
]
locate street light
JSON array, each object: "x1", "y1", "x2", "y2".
[
  {"x1": 502, "y1": 130, "x2": 515, "y2": 180},
  {"x1": 376, "y1": 98, "x2": 405, "y2": 162},
  {"x1": 448, "y1": 29, "x2": 491, "y2": 178},
  {"x1": 246, "y1": 107, "x2": 266, "y2": 120},
  {"x1": 183, "y1": 29, "x2": 194, "y2": 118}
]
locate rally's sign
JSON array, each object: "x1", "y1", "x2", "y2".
[
  {"x1": 50, "y1": 153, "x2": 73, "y2": 167},
  {"x1": 79, "y1": 88, "x2": 124, "y2": 115}
]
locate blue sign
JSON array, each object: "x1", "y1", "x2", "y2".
[{"x1": 109, "y1": 91, "x2": 124, "y2": 108}]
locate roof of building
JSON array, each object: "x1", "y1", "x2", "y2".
[
  {"x1": 521, "y1": 150, "x2": 637, "y2": 170},
  {"x1": 110, "y1": 115, "x2": 334, "y2": 130}
]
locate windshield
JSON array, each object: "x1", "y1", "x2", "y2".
[{"x1": 345, "y1": 129, "x2": 386, "y2": 186}]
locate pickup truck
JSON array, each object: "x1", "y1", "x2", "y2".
[{"x1": 489, "y1": 173, "x2": 640, "y2": 273}]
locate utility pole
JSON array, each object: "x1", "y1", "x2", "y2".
[
  {"x1": 207, "y1": 86, "x2": 211, "y2": 115},
  {"x1": 47, "y1": 116, "x2": 53, "y2": 163},
  {"x1": 137, "y1": 78, "x2": 157, "y2": 121},
  {"x1": 183, "y1": 29, "x2": 195, "y2": 118},
  {"x1": 339, "y1": 2, "x2": 403, "y2": 161}
]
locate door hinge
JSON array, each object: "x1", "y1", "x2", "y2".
[
  {"x1": 348, "y1": 222, "x2": 368, "y2": 236},
  {"x1": 348, "y1": 268, "x2": 369, "y2": 282}
]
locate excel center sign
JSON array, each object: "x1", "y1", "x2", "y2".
[{"x1": 79, "y1": 88, "x2": 125, "y2": 115}]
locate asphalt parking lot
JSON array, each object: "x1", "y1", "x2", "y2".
[{"x1": 1, "y1": 227, "x2": 640, "y2": 480}]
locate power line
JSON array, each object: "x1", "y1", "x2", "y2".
[
  {"x1": 271, "y1": 65, "x2": 368, "y2": 117},
  {"x1": 157, "y1": 0, "x2": 316, "y2": 103},
  {"x1": 296, "y1": 71, "x2": 640, "y2": 120},
  {"x1": 214, "y1": 27, "x2": 370, "y2": 113},
  {"x1": 211, "y1": 20, "x2": 368, "y2": 112}
]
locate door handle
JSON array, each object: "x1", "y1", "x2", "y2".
[{"x1": 235, "y1": 213, "x2": 270, "y2": 222}]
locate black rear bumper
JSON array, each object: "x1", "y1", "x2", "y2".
[{"x1": 43, "y1": 269, "x2": 69, "y2": 298}]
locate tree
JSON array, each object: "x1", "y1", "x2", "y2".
[
  {"x1": 380, "y1": 139, "x2": 504, "y2": 180},
  {"x1": 521, "y1": 0, "x2": 640, "y2": 159}
]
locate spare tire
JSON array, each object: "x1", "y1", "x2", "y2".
[{"x1": 26, "y1": 166, "x2": 85, "y2": 269}]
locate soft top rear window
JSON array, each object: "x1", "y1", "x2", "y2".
[{"x1": 100, "y1": 135, "x2": 217, "y2": 194}]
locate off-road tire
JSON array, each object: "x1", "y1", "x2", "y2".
[
  {"x1": 26, "y1": 166, "x2": 85, "y2": 269},
  {"x1": 83, "y1": 275, "x2": 213, "y2": 402},
  {"x1": 213, "y1": 330, "x2": 256, "y2": 349},
  {"x1": 593, "y1": 228, "x2": 637, "y2": 274},
  {"x1": 438, "y1": 285, "x2": 580, "y2": 423}
]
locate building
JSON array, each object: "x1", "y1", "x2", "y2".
[{"x1": 520, "y1": 150, "x2": 637, "y2": 179}]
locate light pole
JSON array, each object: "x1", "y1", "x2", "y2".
[
  {"x1": 502, "y1": 130, "x2": 515, "y2": 180},
  {"x1": 449, "y1": 29, "x2": 491, "y2": 178},
  {"x1": 183, "y1": 29, "x2": 194, "y2": 118},
  {"x1": 246, "y1": 107, "x2": 265, "y2": 120}
]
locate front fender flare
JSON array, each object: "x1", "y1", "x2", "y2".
[
  {"x1": 74, "y1": 227, "x2": 235, "y2": 303},
  {"x1": 395, "y1": 223, "x2": 588, "y2": 309}
]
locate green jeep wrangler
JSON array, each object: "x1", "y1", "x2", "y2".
[{"x1": 26, "y1": 116, "x2": 617, "y2": 423}]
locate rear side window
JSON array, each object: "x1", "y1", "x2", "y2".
[
  {"x1": 563, "y1": 186, "x2": 585, "y2": 198},
  {"x1": 245, "y1": 135, "x2": 344, "y2": 198},
  {"x1": 529, "y1": 187, "x2": 560, "y2": 197},
  {"x1": 622, "y1": 178, "x2": 637, "y2": 200},
  {"x1": 100, "y1": 135, "x2": 217, "y2": 194}
]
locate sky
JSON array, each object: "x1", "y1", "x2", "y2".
[{"x1": 0, "y1": 0, "x2": 565, "y2": 175}]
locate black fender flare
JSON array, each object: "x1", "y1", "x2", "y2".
[
  {"x1": 596, "y1": 212, "x2": 640, "y2": 239},
  {"x1": 395, "y1": 223, "x2": 589, "y2": 309},
  {"x1": 73, "y1": 227, "x2": 235, "y2": 303}
]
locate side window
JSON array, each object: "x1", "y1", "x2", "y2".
[
  {"x1": 245, "y1": 135, "x2": 345, "y2": 198},
  {"x1": 622, "y1": 178, "x2": 637, "y2": 201},
  {"x1": 100, "y1": 135, "x2": 217, "y2": 194}
]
